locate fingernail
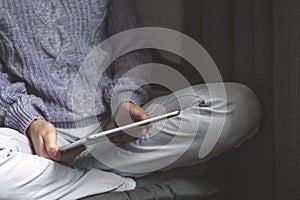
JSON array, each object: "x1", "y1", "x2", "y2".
[{"x1": 52, "y1": 152, "x2": 58, "y2": 158}]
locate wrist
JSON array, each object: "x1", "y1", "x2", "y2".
[{"x1": 27, "y1": 118, "x2": 45, "y2": 137}]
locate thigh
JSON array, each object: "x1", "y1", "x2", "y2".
[
  {"x1": 0, "y1": 128, "x2": 135, "y2": 199},
  {"x1": 0, "y1": 128, "x2": 33, "y2": 154},
  {"x1": 83, "y1": 83, "x2": 261, "y2": 177},
  {"x1": 89, "y1": 84, "x2": 210, "y2": 176}
]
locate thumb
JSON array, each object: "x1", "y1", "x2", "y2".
[
  {"x1": 44, "y1": 132, "x2": 60, "y2": 161},
  {"x1": 129, "y1": 106, "x2": 149, "y2": 121}
]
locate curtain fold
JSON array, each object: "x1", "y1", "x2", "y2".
[
  {"x1": 274, "y1": 0, "x2": 300, "y2": 199},
  {"x1": 233, "y1": 1, "x2": 275, "y2": 199},
  {"x1": 183, "y1": 0, "x2": 299, "y2": 199}
]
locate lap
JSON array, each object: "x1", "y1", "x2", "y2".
[
  {"x1": 0, "y1": 127, "x2": 135, "y2": 199},
  {"x1": 0, "y1": 128, "x2": 32, "y2": 154},
  {"x1": 0, "y1": 82, "x2": 261, "y2": 186},
  {"x1": 0, "y1": 82, "x2": 261, "y2": 198},
  {"x1": 74, "y1": 82, "x2": 261, "y2": 177}
]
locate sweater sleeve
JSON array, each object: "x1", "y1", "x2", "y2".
[
  {"x1": 103, "y1": 0, "x2": 152, "y2": 115},
  {"x1": 0, "y1": 60, "x2": 49, "y2": 135}
]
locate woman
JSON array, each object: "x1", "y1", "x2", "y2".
[{"x1": 0, "y1": 0, "x2": 261, "y2": 199}]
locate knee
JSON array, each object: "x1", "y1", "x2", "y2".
[
  {"x1": 227, "y1": 83, "x2": 261, "y2": 126},
  {"x1": 210, "y1": 83, "x2": 261, "y2": 151},
  {"x1": 221, "y1": 83, "x2": 261, "y2": 146}
]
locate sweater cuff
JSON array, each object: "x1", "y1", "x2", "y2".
[
  {"x1": 110, "y1": 91, "x2": 143, "y2": 118},
  {"x1": 4, "y1": 95, "x2": 49, "y2": 135}
]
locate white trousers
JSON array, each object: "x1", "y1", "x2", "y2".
[{"x1": 0, "y1": 83, "x2": 261, "y2": 200}]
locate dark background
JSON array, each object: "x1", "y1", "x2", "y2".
[{"x1": 136, "y1": 0, "x2": 300, "y2": 200}]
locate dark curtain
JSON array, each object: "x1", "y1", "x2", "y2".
[
  {"x1": 183, "y1": 0, "x2": 300, "y2": 200},
  {"x1": 274, "y1": 0, "x2": 300, "y2": 199}
]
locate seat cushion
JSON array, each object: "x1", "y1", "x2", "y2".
[
  {"x1": 80, "y1": 178, "x2": 217, "y2": 200},
  {"x1": 79, "y1": 165, "x2": 218, "y2": 200}
]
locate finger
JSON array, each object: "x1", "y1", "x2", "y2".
[
  {"x1": 140, "y1": 127, "x2": 148, "y2": 136},
  {"x1": 59, "y1": 145, "x2": 86, "y2": 164},
  {"x1": 130, "y1": 107, "x2": 149, "y2": 121},
  {"x1": 115, "y1": 102, "x2": 133, "y2": 125},
  {"x1": 44, "y1": 132, "x2": 60, "y2": 161},
  {"x1": 109, "y1": 134, "x2": 135, "y2": 143},
  {"x1": 139, "y1": 113, "x2": 150, "y2": 121},
  {"x1": 129, "y1": 127, "x2": 148, "y2": 138},
  {"x1": 31, "y1": 134, "x2": 51, "y2": 159}
]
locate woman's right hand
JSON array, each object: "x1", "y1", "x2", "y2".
[
  {"x1": 27, "y1": 119, "x2": 61, "y2": 161},
  {"x1": 27, "y1": 119, "x2": 85, "y2": 163}
]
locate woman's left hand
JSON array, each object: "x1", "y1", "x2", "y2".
[{"x1": 111, "y1": 101, "x2": 150, "y2": 143}]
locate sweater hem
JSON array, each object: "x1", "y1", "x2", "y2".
[{"x1": 51, "y1": 113, "x2": 110, "y2": 129}]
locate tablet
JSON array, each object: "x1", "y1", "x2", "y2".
[{"x1": 59, "y1": 110, "x2": 180, "y2": 152}]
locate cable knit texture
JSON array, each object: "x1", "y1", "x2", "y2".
[{"x1": 0, "y1": 0, "x2": 151, "y2": 134}]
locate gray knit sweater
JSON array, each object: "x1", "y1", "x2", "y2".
[{"x1": 0, "y1": 0, "x2": 151, "y2": 134}]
